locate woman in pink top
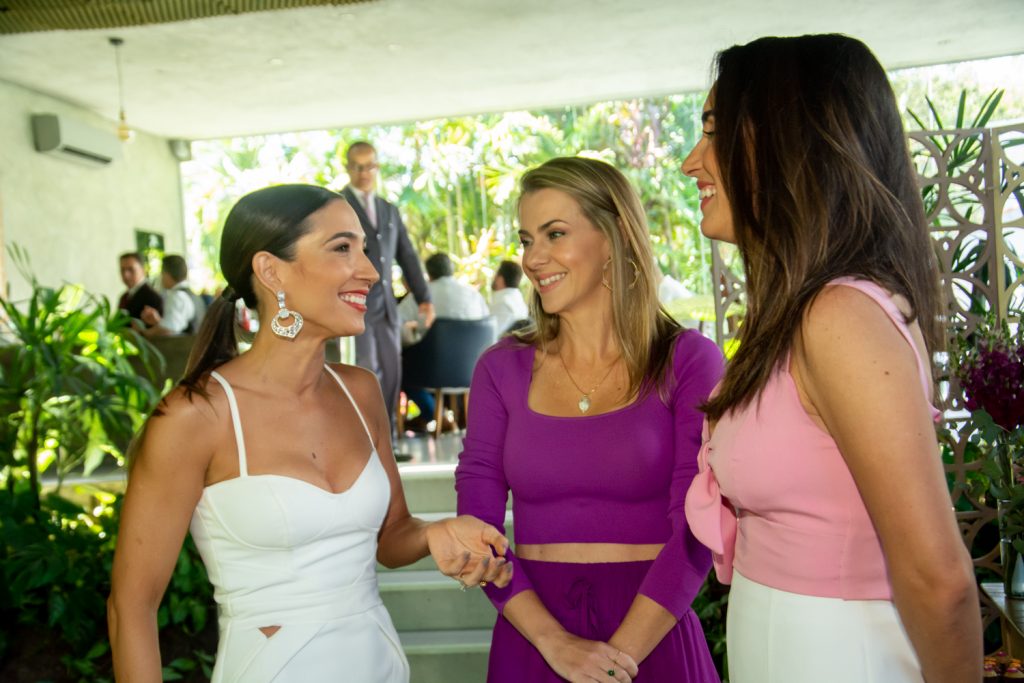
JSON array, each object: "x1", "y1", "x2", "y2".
[{"x1": 681, "y1": 35, "x2": 981, "y2": 682}]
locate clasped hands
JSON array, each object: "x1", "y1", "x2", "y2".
[
  {"x1": 426, "y1": 515, "x2": 513, "y2": 590},
  {"x1": 425, "y1": 517, "x2": 638, "y2": 680},
  {"x1": 538, "y1": 631, "x2": 640, "y2": 682}
]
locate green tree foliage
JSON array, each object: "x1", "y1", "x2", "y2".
[{"x1": 183, "y1": 94, "x2": 711, "y2": 296}]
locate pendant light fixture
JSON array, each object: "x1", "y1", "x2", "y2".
[{"x1": 109, "y1": 36, "x2": 133, "y2": 142}]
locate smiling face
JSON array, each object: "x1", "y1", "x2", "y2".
[
  {"x1": 682, "y1": 91, "x2": 736, "y2": 243},
  {"x1": 272, "y1": 199, "x2": 380, "y2": 338},
  {"x1": 518, "y1": 188, "x2": 611, "y2": 317}
]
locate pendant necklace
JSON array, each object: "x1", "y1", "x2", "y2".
[{"x1": 557, "y1": 347, "x2": 620, "y2": 414}]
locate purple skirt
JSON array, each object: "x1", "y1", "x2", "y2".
[{"x1": 487, "y1": 558, "x2": 720, "y2": 682}]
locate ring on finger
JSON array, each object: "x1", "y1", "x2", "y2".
[{"x1": 606, "y1": 668, "x2": 616, "y2": 677}]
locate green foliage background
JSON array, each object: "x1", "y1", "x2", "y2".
[
  {"x1": 181, "y1": 56, "x2": 1024, "y2": 303},
  {"x1": 182, "y1": 95, "x2": 711, "y2": 297}
]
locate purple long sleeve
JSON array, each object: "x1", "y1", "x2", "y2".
[
  {"x1": 455, "y1": 332, "x2": 724, "y2": 618},
  {"x1": 636, "y1": 333, "x2": 723, "y2": 618},
  {"x1": 454, "y1": 345, "x2": 534, "y2": 612}
]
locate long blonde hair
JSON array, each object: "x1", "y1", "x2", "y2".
[{"x1": 515, "y1": 157, "x2": 680, "y2": 399}]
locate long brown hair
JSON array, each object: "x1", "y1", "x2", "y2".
[
  {"x1": 515, "y1": 157, "x2": 681, "y2": 398},
  {"x1": 703, "y1": 34, "x2": 942, "y2": 420}
]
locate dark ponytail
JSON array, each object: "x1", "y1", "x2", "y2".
[{"x1": 180, "y1": 295, "x2": 241, "y2": 396}]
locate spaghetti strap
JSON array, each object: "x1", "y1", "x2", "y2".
[
  {"x1": 824, "y1": 277, "x2": 932, "y2": 398},
  {"x1": 209, "y1": 370, "x2": 249, "y2": 477},
  {"x1": 324, "y1": 365, "x2": 376, "y2": 447}
]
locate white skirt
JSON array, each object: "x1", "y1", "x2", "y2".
[{"x1": 727, "y1": 570, "x2": 923, "y2": 683}]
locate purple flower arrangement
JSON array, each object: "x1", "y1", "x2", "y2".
[
  {"x1": 958, "y1": 319, "x2": 1024, "y2": 432},
  {"x1": 956, "y1": 316, "x2": 1024, "y2": 593}
]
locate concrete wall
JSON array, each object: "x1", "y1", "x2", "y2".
[{"x1": 0, "y1": 78, "x2": 184, "y2": 303}]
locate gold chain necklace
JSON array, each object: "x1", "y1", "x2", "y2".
[{"x1": 557, "y1": 347, "x2": 620, "y2": 414}]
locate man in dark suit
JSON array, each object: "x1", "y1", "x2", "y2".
[
  {"x1": 341, "y1": 141, "x2": 434, "y2": 441},
  {"x1": 117, "y1": 252, "x2": 162, "y2": 324}
]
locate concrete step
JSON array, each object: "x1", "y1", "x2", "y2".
[
  {"x1": 399, "y1": 464, "x2": 461, "y2": 513},
  {"x1": 381, "y1": 570, "x2": 498, "y2": 631},
  {"x1": 400, "y1": 629, "x2": 491, "y2": 683},
  {"x1": 398, "y1": 463, "x2": 512, "y2": 515}
]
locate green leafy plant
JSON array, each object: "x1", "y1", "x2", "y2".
[
  {"x1": 0, "y1": 489, "x2": 216, "y2": 682},
  {"x1": 0, "y1": 245, "x2": 163, "y2": 508},
  {"x1": 692, "y1": 576, "x2": 729, "y2": 679},
  {"x1": 0, "y1": 249, "x2": 214, "y2": 681}
]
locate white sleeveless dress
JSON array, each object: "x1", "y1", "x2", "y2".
[{"x1": 189, "y1": 367, "x2": 410, "y2": 683}]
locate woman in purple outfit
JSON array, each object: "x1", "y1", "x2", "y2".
[{"x1": 455, "y1": 157, "x2": 723, "y2": 682}]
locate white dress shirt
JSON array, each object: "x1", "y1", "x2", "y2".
[
  {"x1": 489, "y1": 287, "x2": 529, "y2": 333},
  {"x1": 352, "y1": 188, "x2": 377, "y2": 227},
  {"x1": 161, "y1": 282, "x2": 198, "y2": 334},
  {"x1": 658, "y1": 274, "x2": 693, "y2": 304},
  {"x1": 398, "y1": 276, "x2": 488, "y2": 344}
]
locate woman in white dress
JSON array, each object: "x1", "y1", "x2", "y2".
[{"x1": 108, "y1": 184, "x2": 512, "y2": 682}]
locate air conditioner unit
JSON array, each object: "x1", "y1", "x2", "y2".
[{"x1": 31, "y1": 113, "x2": 121, "y2": 166}]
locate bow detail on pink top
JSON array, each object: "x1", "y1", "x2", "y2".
[{"x1": 684, "y1": 417, "x2": 737, "y2": 584}]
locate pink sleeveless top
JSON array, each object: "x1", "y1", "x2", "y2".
[{"x1": 684, "y1": 278, "x2": 941, "y2": 600}]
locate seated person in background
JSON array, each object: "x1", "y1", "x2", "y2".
[
  {"x1": 118, "y1": 252, "x2": 163, "y2": 325},
  {"x1": 397, "y1": 252, "x2": 488, "y2": 344},
  {"x1": 654, "y1": 260, "x2": 703, "y2": 331},
  {"x1": 139, "y1": 255, "x2": 207, "y2": 337},
  {"x1": 655, "y1": 264, "x2": 693, "y2": 304},
  {"x1": 399, "y1": 252, "x2": 489, "y2": 432},
  {"x1": 489, "y1": 260, "x2": 530, "y2": 334}
]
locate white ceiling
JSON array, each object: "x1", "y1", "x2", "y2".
[{"x1": 0, "y1": 0, "x2": 1022, "y2": 141}]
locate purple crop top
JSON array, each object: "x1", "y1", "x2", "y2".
[{"x1": 455, "y1": 330, "x2": 724, "y2": 619}]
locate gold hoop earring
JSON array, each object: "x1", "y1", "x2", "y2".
[
  {"x1": 627, "y1": 258, "x2": 640, "y2": 289},
  {"x1": 601, "y1": 259, "x2": 613, "y2": 291}
]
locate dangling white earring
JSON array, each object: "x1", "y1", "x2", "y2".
[{"x1": 271, "y1": 290, "x2": 303, "y2": 339}]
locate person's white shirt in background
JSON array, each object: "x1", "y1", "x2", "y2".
[
  {"x1": 657, "y1": 274, "x2": 693, "y2": 304},
  {"x1": 398, "y1": 276, "x2": 488, "y2": 345},
  {"x1": 489, "y1": 287, "x2": 529, "y2": 334},
  {"x1": 161, "y1": 282, "x2": 197, "y2": 334}
]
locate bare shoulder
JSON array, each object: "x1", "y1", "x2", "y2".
[
  {"x1": 328, "y1": 363, "x2": 385, "y2": 412},
  {"x1": 329, "y1": 362, "x2": 381, "y2": 397},
  {"x1": 803, "y1": 285, "x2": 898, "y2": 342},
  {"x1": 798, "y1": 284, "x2": 917, "y2": 379},
  {"x1": 327, "y1": 362, "x2": 390, "y2": 448},
  {"x1": 132, "y1": 379, "x2": 228, "y2": 475}
]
